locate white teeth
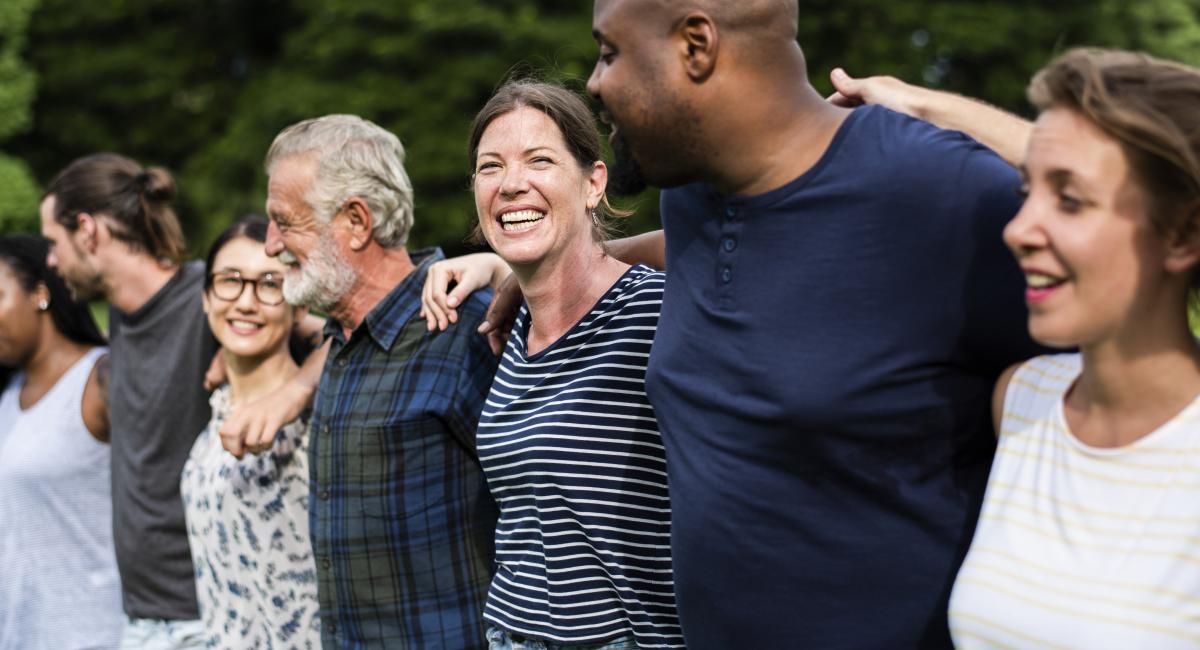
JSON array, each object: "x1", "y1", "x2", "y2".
[
  {"x1": 502, "y1": 220, "x2": 540, "y2": 232},
  {"x1": 1025, "y1": 272, "x2": 1064, "y2": 288},
  {"x1": 229, "y1": 320, "x2": 262, "y2": 329},
  {"x1": 500, "y1": 209, "x2": 545, "y2": 224}
]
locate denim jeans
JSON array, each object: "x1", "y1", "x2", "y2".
[
  {"x1": 486, "y1": 626, "x2": 638, "y2": 650},
  {"x1": 120, "y1": 617, "x2": 206, "y2": 650}
]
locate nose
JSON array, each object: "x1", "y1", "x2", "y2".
[
  {"x1": 1003, "y1": 196, "x2": 1048, "y2": 259},
  {"x1": 499, "y1": 165, "x2": 530, "y2": 199},
  {"x1": 45, "y1": 249, "x2": 58, "y2": 269},
  {"x1": 265, "y1": 219, "x2": 284, "y2": 257},
  {"x1": 586, "y1": 62, "x2": 602, "y2": 99},
  {"x1": 234, "y1": 279, "x2": 259, "y2": 311}
]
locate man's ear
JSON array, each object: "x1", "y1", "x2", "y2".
[
  {"x1": 340, "y1": 198, "x2": 375, "y2": 251},
  {"x1": 679, "y1": 12, "x2": 719, "y2": 82},
  {"x1": 75, "y1": 212, "x2": 102, "y2": 253}
]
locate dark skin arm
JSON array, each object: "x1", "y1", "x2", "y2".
[
  {"x1": 81, "y1": 353, "x2": 110, "y2": 443},
  {"x1": 475, "y1": 229, "x2": 667, "y2": 355}
]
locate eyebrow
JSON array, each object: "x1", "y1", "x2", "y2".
[{"x1": 477, "y1": 146, "x2": 558, "y2": 159}]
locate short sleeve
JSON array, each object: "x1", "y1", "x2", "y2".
[{"x1": 955, "y1": 147, "x2": 1054, "y2": 373}]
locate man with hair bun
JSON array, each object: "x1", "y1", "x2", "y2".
[
  {"x1": 258, "y1": 114, "x2": 500, "y2": 649},
  {"x1": 39, "y1": 153, "x2": 324, "y2": 649},
  {"x1": 39, "y1": 153, "x2": 214, "y2": 648}
]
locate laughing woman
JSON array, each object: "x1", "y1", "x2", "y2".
[
  {"x1": 947, "y1": 49, "x2": 1200, "y2": 648},
  {"x1": 180, "y1": 216, "x2": 320, "y2": 648},
  {"x1": 425, "y1": 81, "x2": 683, "y2": 649}
]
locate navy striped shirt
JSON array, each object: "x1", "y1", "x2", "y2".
[{"x1": 477, "y1": 265, "x2": 684, "y2": 648}]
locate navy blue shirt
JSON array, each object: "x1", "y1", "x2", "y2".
[{"x1": 646, "y1": 105, "x2": 1043, "y2": 649}]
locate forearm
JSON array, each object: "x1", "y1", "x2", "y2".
[
  {"x1": 295, "y1": 339, "x2": 330, "y2": 397},
  {"x1": 607, "y1": 229, "x2": 666, "y2": 270},
  {"x1": 912, "y1": 89, "x2": 1031, "y2": 167}
]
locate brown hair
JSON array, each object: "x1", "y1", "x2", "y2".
[
  {"x1": 43, "y1": 153, "x2": 187, "y2": 265},
  {"x1": 467, "y1": 79, "x2": 630, "y2": 244},
  {"x1": 1028, "y1": 48, "x2": 1200, "y2": 243}
]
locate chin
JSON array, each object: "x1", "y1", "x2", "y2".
[
  {"x1": 1028, "y1": 317, "x2": 1093, "y2": 350},
  {"x1": 221, "y1": 337, "x2": 278, "y2": 361}
]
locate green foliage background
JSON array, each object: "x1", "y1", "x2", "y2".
[{"x1": 4, "y1": 0, "x2": 1200, "y2": 255}]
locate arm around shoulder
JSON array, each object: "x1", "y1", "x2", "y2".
[
  {"x1": 606, "y1": 229, "x2": 666, "y2": 271},
  {"x1": 829, "y1": 68, "x2": 1032, "y2": 167}
]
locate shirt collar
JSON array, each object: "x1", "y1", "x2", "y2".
[{"x1": 322, "y1": 247, "x2": 444, "y2": 351}]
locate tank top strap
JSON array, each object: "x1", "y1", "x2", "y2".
[{"x1": 999, "y1": 353, "x2": 1081, "y2": 440}]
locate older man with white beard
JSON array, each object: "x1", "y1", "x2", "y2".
[{"x1": 254, "y1": 114, "x2": 500, "y2": 649}]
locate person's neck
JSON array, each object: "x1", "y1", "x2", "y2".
[
  {"x1": 705, "y1": 65, "x2": 850, "y2": 197},
  {"x1": 329, "y1": 246, "x2": 415, "y2": 339},
  {"x1": 515, "y1": 241, "x2": 629, "y2": 356},
  {"x1": 103, "y1": 251, "x2": 179, "y2": 314},
  {"x1": 224, "y1": 346, "x2": 299, "y2": 406},
  {"x1": 19, "y1": 323, "x2": 90, "y2": 406},
  {"x1": 1069, "y1": 304, "x2": 1200, "y2": 447}
]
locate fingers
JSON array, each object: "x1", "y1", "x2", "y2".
[
  {"x1": 218, "y1": 419, "x2": 246, "y2": 460},
  {"x1": 827, "y1": 91, "x2": 857, "y2": 108},
  {"x1": 244, "y1": 424, "x2": 277, "y2": 456},
  {"x1": 828, "y1": 68, "x2": 864, "y2": 107},
  {"x1": 421, "y1": 263, "x2": 455, "y2": 331},
  {"x1": 204, "y1": 351, "x2": 227, "y2": 392}
]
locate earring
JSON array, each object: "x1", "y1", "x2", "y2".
[
  {"x1": 37, "y1": 299, "x2": 49, "y2": 311},
  {"x1": 590, "y1": 208, "x2": 599, "y2": 225}
]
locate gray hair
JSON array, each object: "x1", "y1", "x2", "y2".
[{"x1": 265, "y1": 114, "x2": 414, "y2": 248}]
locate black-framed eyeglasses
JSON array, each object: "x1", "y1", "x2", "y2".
[{"x1": 208, "y1": 271, "x2": 286, "y2": 306}]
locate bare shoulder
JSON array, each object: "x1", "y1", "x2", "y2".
[
  {"x1": 991, "y1": 362, "x2": 1023, "y2": 437},
  {"x1": 81, "y1": 352, "x2": 111, "y2": 443}
]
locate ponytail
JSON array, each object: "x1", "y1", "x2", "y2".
[{"x1": 45, "y1": 153, "x2": 187, "y2": 265}]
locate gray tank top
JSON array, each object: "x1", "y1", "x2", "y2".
[{"x1": 0, "y1": 347, "x2": 123, "y2": 649}]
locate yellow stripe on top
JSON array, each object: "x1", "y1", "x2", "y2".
[{"x1": 949, "y1": 353, "x2": 1200, "y2": 650}]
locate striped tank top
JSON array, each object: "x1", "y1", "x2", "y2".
[
  {"x1": 477, "y1": 265, "x2": 684, "y2": 648},
  {"x1": 949, "y1": 353, "x2": 1200, "y2": 648}
]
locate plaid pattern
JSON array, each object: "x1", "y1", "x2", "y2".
[{"x1": 309, "y1": 248, "x2": 500, "y2": 649}]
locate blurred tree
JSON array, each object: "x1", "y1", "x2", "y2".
[
  {"x1": 803, "y1": 0, "x2": 1200, "y2": 115},
  {"x1": 0, "y1": 0, "x2": 39, "y2": 232},
  {"x1": 182, "y1": 0, "x2": 657, "y2": 255},
  {"x1": 9, "y1": 0, "x2": 297, "y2": 248},
  {"x1": 6, "y1": 0, "x2": 1200, "y2": 251}
]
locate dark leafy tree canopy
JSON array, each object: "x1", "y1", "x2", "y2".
[{"x1": 5, "y1": 0, "x2": 1200, "y2": 255}]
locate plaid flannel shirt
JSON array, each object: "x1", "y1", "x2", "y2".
[{"x1": 309, "y1": 248, "x2": 500, "y2": 649}]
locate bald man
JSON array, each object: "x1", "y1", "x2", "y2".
[{"x1": 585, "y1": 1, "x2": 1045, "y2": 647}]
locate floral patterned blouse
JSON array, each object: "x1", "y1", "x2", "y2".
[{"x1": 181, "y1": 386, "x2": 320, "y2": 649}]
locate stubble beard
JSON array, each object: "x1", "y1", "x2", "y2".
[
  {"x1": 280, "y1": 232, "x2": 357, "y2": 313},
  {"x1": 607, "y1": 131, "x2": 648, "y2": 198}
]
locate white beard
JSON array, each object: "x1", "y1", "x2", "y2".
[{"x1": 279, "y1": 232, "x2": 357, "y2": 312}]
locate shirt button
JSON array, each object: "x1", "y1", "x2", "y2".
[
  {"x1": 321, "y1": 558, "x2": 331, "y2": 569},
  {"x1": 721, "y1": 266, "x2": 733, "y2": 283},
  {"x1": 322, "y1": 424, "x2": 331, "y2": 435},
  {"x1": 336, "y1": 357, "x2": 348, "y2": 368},
  {"x1": 319, "y1": 490, "x2": 330, "y2": 500},
  {"x1": 724, "y1": 206, "x2": 737, "y2": 221},
  {"x1": 327, "y1": 621, "x2": 337, "y2": 634},
  {"x1": 722, "y1": 237, "x2": 737, "y2": 252}
]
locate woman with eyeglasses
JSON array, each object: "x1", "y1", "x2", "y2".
[{"x1": 180, "y1": 216, "x2": 320, "y2": 648}]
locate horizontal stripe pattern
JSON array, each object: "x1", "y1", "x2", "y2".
[
  {"x1": 950, "y1": 353, "x2": 1200, "y2": 649},
  {"x1": 478, "y1": 265, "x2": 684, "y2": 648}
]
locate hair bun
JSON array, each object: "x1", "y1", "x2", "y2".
[{"x1": 137, "y1": 167, "x2": 177, "y2": 203}]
